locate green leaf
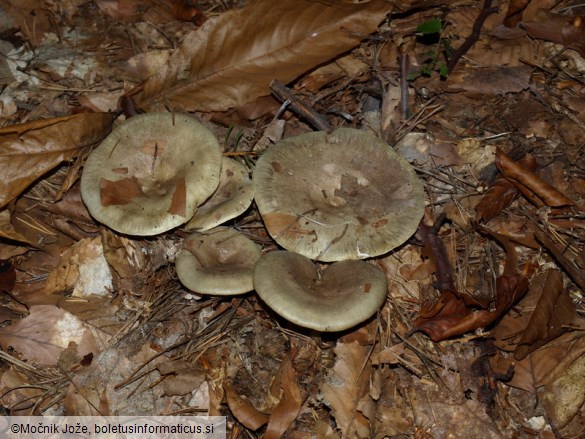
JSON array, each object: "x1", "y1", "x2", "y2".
[
  {"x1": 439, "y1": 64, "x2": 449, "y2": 78},
  {"x1": 407, "y1": 71, "x2": 421, "y2": 81},
  {"x1": 416, "y1": 18, "x2": 442, "y2": 35}
]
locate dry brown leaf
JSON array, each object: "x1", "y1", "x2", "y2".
[
  {"x1": 503, "y1": 0, "x2": 531, "y2": 27},
  {"x1": 0, "y1": 210, "x2": 34, "y2": 245},
  {"x1": 446, "y1": 66, "x2": 532, "y2": 96},
  {"x1": 64, "y1": 343, "x2": 166, "y2": 415},
  {"x1": 540, "y1": 354, "x2": 585, "y2": 432},
  {"x1": 0, "y1": 113, "x2": 115, "y2": 209},
  {"x1": 321, "y1": 341, "x2": 371, "y2": 438},
  {"x1": 224, "y1": 378, "x2": 269, "y2": 430},
  {"x1": 475, "y1": 153, "x2": 538, "y2": 223},
  {"x1": 43, "y1": 237, "x2": 113, "y2": 298},
  {"x1": 491, "y1": 332, "x2": 585, "y2": 393},
  {"x1": 515, "y1": 269, "x2": 576, "y2": 360},
  {"x1": 264, "y1": 353, "x2": 303, "y2": 439},
  {"x1": 496, "y1": 148, "x2": 575, "y2": 207},
  {"x1": 0, "y1": 305, "x2": 100, "y2": 366},
  {"x1": 413, "y1": 230, "x2": 529, "y2": 341},
  {"x1": 522, "y1": 10, "x2": 585, "y2": 57},
  {"x1": 130, "y1": 0, "x2": 391, "y2": 112},
  {"x1": 0, "y1": 367, "x2": 45, "y2": 414},
  {"x1": 157, "y1": 359, "x2": 207, "y2": 397}
]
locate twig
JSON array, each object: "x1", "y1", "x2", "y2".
[
  {"x1": 270, "y1": 79, "x2": 333, "y2": 132},
  {"x1": 447, "y1": 0, "x2": 497, "y2": 73}
]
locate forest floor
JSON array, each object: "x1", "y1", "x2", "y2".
[{"x1": 0, "y1": 0, "x2": 584, "y2": 437}]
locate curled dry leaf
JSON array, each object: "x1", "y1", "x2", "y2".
[
  {"x1": 413, "y1": 229, "x2": 529, "y2": 341},
  {"x1": 0, "y1": 113, "x2": 115, "y2": 209},
  {"x1": 503, "y1": 0, "x2": 531, "y2": 27},
  {"x1": 475, "y1": 154, "x2": 538, "y2": 223},
  {"x1": 495, "y1": 148, "x2": 575, "y2": 207},
  {"x1": 224, "y1": 378, "x2": 269, "y2": 431},
  {"x1": 514, "y1": 269, "x2": 576, "y2": 360},
  {"x1": 130, "y1": 0, "x2": 391, "y2": 111}
]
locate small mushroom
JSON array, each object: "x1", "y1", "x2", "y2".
[
  {"x1": 81, "y1": 112, "x2": 222, "y2": 235},
  {"x1": 253, "y1": 250, "x2": 387, "y2": 332},
  {"x1": 176, "y1": 227, "x2": 261, "y2": 295},
  {"x1": 185, "y1": 157, "x2": 254, "y2": 231},
  {"x1": 253, "y1": 128, "x2": 424, "y2": 261}
]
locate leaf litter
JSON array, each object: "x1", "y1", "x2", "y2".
[{"x1": 0, "y1": 0, "x2": 584, "y2": 437}]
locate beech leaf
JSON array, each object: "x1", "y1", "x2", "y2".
[
  {"x1": 0, "y1": 113, "x2": 115, "y2": 209},
  {"x1": 515, "y1": 269, "x2": 576, "y2": 360},
  {"x1": 321, "y1": 342, "x2": 371, "y2": 438},
  {"x1": 0, "y1": 305, "x2": 100, "y2": 366},
  {"x1": 131, "y1": 0, "x2": 391, "y2": 111}
]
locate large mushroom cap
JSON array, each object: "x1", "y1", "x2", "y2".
[
  {"x1": 253, "y1": 128, "x2": 424, "y2": 262},
  {"x1": 186, "y1": 157, "x2": 254, "y2": 231},
  {"x1": 254, "y1": 251, "x2": 387, "y2": 332},
  {"x1": 176, "y1": 227, "x2": 261, "y2": 295},
  {"x1": 81, "y1": 112, "x2": 221, "y2": 235}
]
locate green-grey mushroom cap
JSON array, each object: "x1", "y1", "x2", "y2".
[
  {"x1": 252, "y1": 128, "x2": 424, "y2": 262},
  {"x1": 81, "y1": 112, "x2": 222, "y2": 235},
  {"x1": 186, "y1": 157, "x2": 254, "y2": 231},
  {"x1": 176, "y1": 227, "x2": 261, "y2": 295},
  {"x1": 253, "y1": 250, "x2": 388, "y2": 332}
]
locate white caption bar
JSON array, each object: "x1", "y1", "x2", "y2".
[{"x1": 1, "y1": 416, "x2": 226, "y2": 438}]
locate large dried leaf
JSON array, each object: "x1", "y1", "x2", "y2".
[
  {"x1": 0, "y1": 305, "x2": 100, "y2": 366},
  {"x1": 515, "y1": 269, "x2": 576, "y2": 360},
  {"x1": 131, "y1": 0, "x2": 391, "y2": 112},
  {"x1": 0, "y1": 113, "x2": 115, "y2": 209},
  {"x1": 321, "y1": 342, "x2": 371, "y2": 438}
]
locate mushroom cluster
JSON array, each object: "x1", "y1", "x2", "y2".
[
  {"x1": 81, "y1": 115, "x2": 424, "y2": 332},
  {"x1": 81, "y1": 112, "x2": 256, "y2": 236},
  {"x1": 252, "y1": 128, "x2": 425, "y2": 331}
]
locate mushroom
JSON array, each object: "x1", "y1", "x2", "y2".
[
  {"x1": 253, "y1": 250, "x2": 387, "y2": 332},
  {"x1": 253, "y1": 128, "x2": 424, "y2": 262},
  {"x1": 81, "y1": 112, "x2": 222, "y2": 235},
  {"x1": 176, "y1": 227, "x2": 261, "y2": 295},
  {"x1": 185, "y1": 157, "x2": 254, "y2": 231}
]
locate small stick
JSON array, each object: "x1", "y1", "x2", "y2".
[
  {"x1": 447, "y1": 0, "x2": 497, "y2": 74},
  {"x1": 270, "y1": 79, "x2": 333, "y2": 132}
]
